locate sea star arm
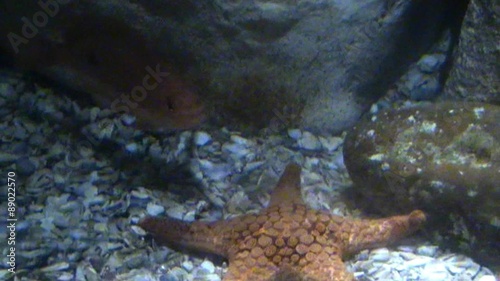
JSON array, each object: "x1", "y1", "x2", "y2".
[
  {"x1": 139, "y1": 216, "x2": 232, "y2": 257},
  {"x1": 339, "y1": 210, "x2": 426, "y2": 255}
]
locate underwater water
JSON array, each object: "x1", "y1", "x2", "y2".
[
  {"x1": 0, "y1": 1, "x2": 498, "y2": 280},
  {"x1": 0, "y1": 68, "x2": 498, "y2": 280}
]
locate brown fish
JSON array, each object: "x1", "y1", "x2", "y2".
[{"x1": 2, "y1": 12, "x2": 205, "y2": 131}]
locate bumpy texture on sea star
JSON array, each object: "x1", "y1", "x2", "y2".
[{"x1": 139, "y1": 164, "x2": 426, "y2": 281}]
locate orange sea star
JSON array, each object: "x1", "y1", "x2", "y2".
[{"x1": 139, "y1": 163, "x2": 426, "y2": 281}]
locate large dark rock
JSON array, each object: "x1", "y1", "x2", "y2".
[
  {"x1": 442, "y1": 0, "x2": 500, "y2": 104},
  {"x1": 0, "y1": 0, "x2": 463, "y2": 133},
  {"x1": 343, "y1": 101, "x2": 500, "y2": 266}
]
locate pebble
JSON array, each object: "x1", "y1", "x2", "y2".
[
  {"x1": 288, "y1": 128, "x2": 302, "y2": 140},
  {"x1": 372, "y1": 266, "x2": 392, "y2": 279},
  {"x1": 85, "y1": 195, "x2": 106, "y2": 206},
  {"x1": 13, "y1": 141, "x2": 30, "y2": 154},
  {"x1": 148, "y1": 142, "x2": 163, "y2": 158},
  {"x1": 417, "y1": 54, "x2": 446, "y2": 73},
  {"x1": 69, "y1": 229, "x2": 89, "y2": 240},
  {"x1": 297, "y1": 131, "x2": 322, "y2": 150},
  {"x1": 125, "y1": 142, "x2": 139, "y2": 153},
  {"x1": 16, "y1": 220, "x2": 31, "y2": 233},
  {"x1": 164, "y1": 267, "x2": 189, "y2": 281},
  {"x1": 417, "y1": 245, "x2": 439, "y2": 257},
  {"x1": 399, "y1": 251, "x2": 417, "y2": 261},
  {"x1": 244, "y1": 161, "x2": 265, "y2": 173},
  {"x1": 318, "y1": 136, "x2": 343, "y2": 152},
  {"x1": 0, "y1": 151, "x2": 17, "y2": 164},
  {"x1": 0, "y1": 83, "x2": 16, "y2": 99},
  {"x1": 146, "y1": 203, "x2": 165, "y2": 216},
  {"x1": 167, "y1": 205, "x2": 188, "y2": 220},
  {"x1": 405, "y1": 256, "x2": 435, "y2": 268},
  {"x1": 120, "y1": 114, "x2": 136, "y2": 126},
  {"x1": 230, "y1": 135, "x2": 251, "y2": 146},
  {"x1": 421, "y1": 262, "x2": 450, "y2": 281},
  {"x1": 477, "y1": 276, "x2": 496, "y2": 281},
  {"x1": 446, "y1": 263, "x2": 465, "y2": 275},
  {"x1": 93, "y1": 222, "x2": 109, "y2": 233},
  {"x1": 57, "y1": 272, "x2": 74, "y2": 281},
  {"x1": 199, "y1": 260, "x2": 216, "y2": 274},
  {"x1": 222, "y1": 142, "x2": 250, "y2": 159},
  {"x1": 123, "y1": 254, "x2": 145, "y2": 268},
  {"x1": 15, "y1": 156, "x2": 37, "y2": 176},
  {"x1": 194, "y1": 131, "x2": 212, "y2": 146},
  {"x1": 370, "y1": 248, "x2": 391, "y2": 262},
  {"x1": 204, "y1": 274, "x2": 222, "y2": 281},
  {"x1": 198, "y1": 159, "x2": 231, "y2": 181},
  {"x1": 181, "y1": 260, "x2": 194, "y2": 271},
  {"x1": 13, "y1": 125, "x2": 28, "y2": 140},
  {"x1": 130, "y1": 225, "x2": 147, "y2": 236},
  {"x1": 41, "y1": 262, "x2": 70, "y2": 272},
  {"x1": 131, "y1": 188, "x2": 151, "y2": 200}
]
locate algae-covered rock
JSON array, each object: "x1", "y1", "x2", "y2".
[{"x1": 343, "y1": 102, "x2": 499, "y2": 264}]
